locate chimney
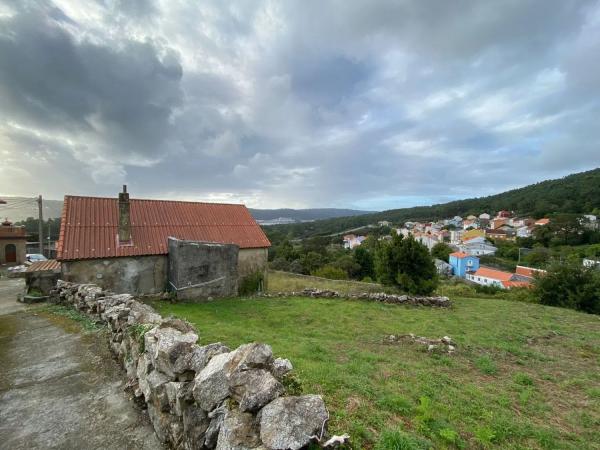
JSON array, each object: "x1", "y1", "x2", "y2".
[{"x1": 118, "y1": 185, "x2": 131, "y2": 244}]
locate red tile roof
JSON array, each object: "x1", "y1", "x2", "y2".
[
  {"x1": 501, "y1": 280, "x2": 532, "y2": 289},
  {"x1": 26, "y1": 259, "x2": 61, "y2": 272},
  {"x1": 515, "y1": 265, "x2": 547, "y2": 278},
  {"x1": 57, "y1": 196, "x2": 270, "y2": 261},
  {"x1": 472, "y1": 267, "x2": 514, "y2": 281},
  {"x1": 449, "y1": 251, "x2": 469, "y2": 259}
]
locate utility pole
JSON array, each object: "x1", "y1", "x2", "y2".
[{"x1": 37, "y1": 195, "x2": 44, "y2": 255}]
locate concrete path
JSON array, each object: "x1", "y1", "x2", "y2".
[
  {"x1": 0, "y1": 275, "x2": 25, "y2": 315},
  {"x1": 0, "y1": 277, "x2": 162, "y2": 449}
]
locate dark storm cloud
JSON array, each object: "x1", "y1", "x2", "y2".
[{"x1": 1, "y1": 0, "x2": 599, "y2": 209}]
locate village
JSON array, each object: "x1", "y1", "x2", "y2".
[{"x1": 342, "y1": 210, "x2": 599, "y2": 290}]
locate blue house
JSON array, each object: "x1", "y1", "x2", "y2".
[{"x1": 449, "y1": 252, "x2": 480, "y2": 277}]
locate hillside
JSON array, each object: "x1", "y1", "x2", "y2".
[
  {"x1": 269, "y1": 168, "x2": 600, "y2": 238},
  {"x1": 0, "y1": 197, "x2": 371, "y2": 224},
  {"x1": 249, "y1": 207, "x2": 372, "y2": 224}
]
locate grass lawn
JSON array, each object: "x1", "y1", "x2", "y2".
[
  {"x1": 268, "y1": 270, "x2": 398, "y2": 295},
  {"x1": 150, "y1": 294, "x2": 600, "y2": 449}
]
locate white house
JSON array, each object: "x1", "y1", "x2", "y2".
[
  {"x1": 479, "y1": 213, "x2": 491, "y2": 220},
  {"x1": 583, "y1": 258, "x2": 600, "y2": 268},
  {"x1": 458, "y1": 240, "x2": 497, "y2": 256},
  {"x1": 517, "y1": 226, "x2": 533, "y2": 238},
  {"x1": 343, "y1": 235, "x2": 366, "y2": 249},
  {"x1": 466, "y1": 267, "x2": 531, "y2": 289}
]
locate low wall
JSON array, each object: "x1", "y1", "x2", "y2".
[
  {"x1": 267, "y1": 288, "x2": 452, "y2": 307},
  {"x1": 50, "y1": 281, "x2": 346, "y2": 450}
]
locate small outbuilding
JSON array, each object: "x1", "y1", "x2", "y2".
[
  {"x1": 57, "y1": 187, "x2": 271, "y2": 296},
  {"x1": 0, "y1": 219, "x2": 27, "y2": 265}
]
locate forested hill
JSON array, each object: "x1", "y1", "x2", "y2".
[{"x1": 268, "y1": 168, "x2": 600, "y2": 239}]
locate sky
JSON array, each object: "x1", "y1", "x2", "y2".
[{"x1": 1, "y1": 0, "x2": 599, "y2": 211}]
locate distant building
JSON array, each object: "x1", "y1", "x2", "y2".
[
  {"x1": 535, "y1": 218, "x2": 550, "y2": 226},
  {"x1": 486, "y1": 229, "x2": 513, "y2": 241},
  {"x1": 490, "y1": 218, "x2": 508, "y2": 229},
  {"x1": 458, "y1": 240, "x2": 497, "y2": 256},
  {"x1": 497, "y1": 210, "x2": 512, "y2": 218},
  {"x1": 435, "y1": 258, "x2": 453, "y2": 277},
  {"x1": 466, "y1": 267, "x2": 531, "y2": 289},
  {"x1": 462, "y1": 229, "x2": 485, "y2": 241},
  {"x1": 449, "y1": 252, "x2": 480, "y2": 277},
  {"x1": 515, "y1": 266, "x2": 547, "y2": 278},
  {"x1": 479, "y1": 213, "x2": 491, "y2": 220},
  {"x1": 0, "y1": 219, "x2": 27, "y2": 265},
  {"x1": 343, "y1": 234, "x2": 366, "y2": 249},
  {"x1": 378, "y1": 220, "x2": 392, "y2": 227},
  {"x1": 583, "y1": 258, "x2": 600, "y2": 269},
  {"x1": 516, "y1": 226, "x2": 533, "y2": 238}
]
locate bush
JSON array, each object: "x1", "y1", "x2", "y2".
[
  {"x1": 312, "y1": 265, "x2": 348, "y2": 280},
  {"x1": 533, "y1": 261, "x2": 600, "y2": 314},
  {"x1": 375, "y1": 233, "x2": 438, "y2": 295},
  {"x1": 238, "y1": 272, "x2": 264, "y2": 296},
  {"x1": 474, "y1": 284, "x2": 503, "y2": 295}
]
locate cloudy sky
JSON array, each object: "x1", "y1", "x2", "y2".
[{"x1": 1, "y1": 0, "x2": 599, "y2": 210}]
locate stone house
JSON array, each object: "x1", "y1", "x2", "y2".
[
  {"x1": 0, "y1": 219, "x2": 27, "y2": 265},
  {"x1": 57, "y1": 187, "x2": 271, "y2": 295}
]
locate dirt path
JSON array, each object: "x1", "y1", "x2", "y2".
[{"x1": 0, "y1": 277, "x2": 162, "y2": 449}]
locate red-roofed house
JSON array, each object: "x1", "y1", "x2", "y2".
[
  {"x1": 535, "y1": 218, "x2": 550, "y2": 226},
  {"x1": 466, "y1": 266, "x2": 534, "y2": 289},
  {"x1": 57, "y1": 187, "x2": 271, "y2": 295}
]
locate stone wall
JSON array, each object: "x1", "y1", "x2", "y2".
[
  {"x1": 50, "y1": 281, "x2": 345, "y2": 449},
  {"x1": 168, "y1": 238, "x2": 238, "y2": 301},
  {"x1": 61, "y1": 256, "x2": 168, "y2": 295},
  {"x1": 267, "y1": 288, "x2": 452, "y2": 307}
]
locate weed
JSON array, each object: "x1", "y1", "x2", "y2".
[
  {"x1": 128, "y1": 323, "x2": 155, "y2": 352},
  {"x1": 374, "y1": 429, "x2": 431, "y2": 450},
  {"x1": 475, "y1": 355, "x2": 498, "y2": 375},
  {"x1": 513, "y1": 372, "x2": 535, "y2": 386},
  {"x1": 474, "y1": 426, "x2": 497, "y2": 447},
  {"x1": 40, "y1": 305, "x2": 102, "y2": 332}
]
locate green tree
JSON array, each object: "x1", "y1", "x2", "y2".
[
  {"x1": 332, "y1": 254, "x2": 361, "y2": 278},
  {"x1": 534, "y1": 262, "x2": 600, "y2": 314},
  {"x1": 300, "y1": 251, "x2": 327, "y2": 274},
  {"x1": 431, "y1": 242, "x2": 453, "y2": 262},
  {"x1": 353, "y1": 246, "x2": 375, "y2": 279},
  {"x1": 375, "y1": 233, "x2": 438, "y2": 295}
]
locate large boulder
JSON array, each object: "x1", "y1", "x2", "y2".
[
  {"x1": 229, "y1": 369, "x2": 283, "y2": 412},
  {"x1": 193, "y1": 352, "x2": 233, "y2": 411},
  {"x1": 226, "y1": 343, "x2": 273, "y2": 374},
  {"x1": 182, "y1": 404, "x2": 210, "y2": 450},
  {"x1": 174, "y1": 342, "x2": 230, "y2": 377},
  {"x1": 260, "y1": 395, "x2": 328, "y2": 450},
  {"x1": 204, "y1": 404, "x2": 227, "y2": 449},
  {"x1": 271, "y1": 358, "x2": 293, "y2": 379},
  {"x1": 152, "y1": 327, "x2": 198, "y2": 378},
  {"x1": 216, "y1": 409, "x2": 261, "y2": 450}
]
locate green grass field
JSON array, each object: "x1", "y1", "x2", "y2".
[{"x1": 150, "y1": 282, "x2": 600, "y2": 449}]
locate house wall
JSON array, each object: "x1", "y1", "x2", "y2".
[
  {"x1": 61, "y1": 255, "x2": 168, "y2": 295},
  {"x1": 0, "y1": 239, "x2": 27, "y2": 264},
  {"x1": 238, "y1": 247, "x2": 269, "y2": 279},
  {"x1": 466, "y1": 273, "x2": 505, "y2": 288},
  {"x1": 168, "y1": 238, "x2": 238, "y2": 300},
  {"x1": 61, "y1": 247, "x2": 269, "y2": 295}
]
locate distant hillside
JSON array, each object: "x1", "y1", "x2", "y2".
[
  {"x1": 249, "y1": 208, "x2": 372, "y2": 224},
  {"x1": 268, "y1": 168, "x2": 600, "y2": 239},
  {"x1": 0, "y1": 197, "x2": 63, "y2": 222},
  {"x1": 0, "y1": 197, "x2": 371, "y2": 224}
]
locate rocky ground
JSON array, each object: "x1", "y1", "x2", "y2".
[{"x1": 0, "y1": 276, "x2": 162, "y2": 450}]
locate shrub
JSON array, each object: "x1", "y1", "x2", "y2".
[
  {"x1": 533, "y1": 261, "x2": 600, "y2": 314},
  {"x1": 475, "y1": 355, "x2": 498, "y2": 375},
  {"x1": 312, "y1": 265, "x2": 348, "y2": 280},
  {"x1": 238, "y1": 272, "x2": 264, "y2": 296},
  {"x1": 474, "y1": 284, "x2": 503, "y2": 295}
]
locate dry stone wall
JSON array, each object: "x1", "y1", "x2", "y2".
[
  {"x1": 50, "y1": 281, "x2": 346, "y2": 450},
  {"x1": 267, "y1": 288, "x2": 452, "y2": 307}
]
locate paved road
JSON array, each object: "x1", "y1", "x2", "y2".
[
  {"x1": 0, "y1": 275, "x2": 25, "y2": 315},
  {"x1": 0, "y1": 277, "x2": 162, "y2": 450}
]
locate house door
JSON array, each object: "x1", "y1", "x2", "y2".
[{"x1": 5, "y1": 244, "x2": 17, "y2": 263}]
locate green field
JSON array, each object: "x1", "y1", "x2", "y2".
[{"x1": 151, "y1": 287, "x2": 600, "y2": 449}]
